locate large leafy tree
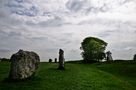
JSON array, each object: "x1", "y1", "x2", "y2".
[{"x1": 81, "y1": 37, "x2": 107, "y2": 63}]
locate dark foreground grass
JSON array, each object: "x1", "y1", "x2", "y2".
[{"x1": 0, "y1": 60, "x2": 136, "y2": 90}]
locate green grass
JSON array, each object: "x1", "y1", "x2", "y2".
[{"x1": 0, "y1": 60, "x2": 136, "y2": 90}]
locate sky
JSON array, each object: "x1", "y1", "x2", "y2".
[{"x1": 0, "y1": 0, "x2": 136, "y2": 61}]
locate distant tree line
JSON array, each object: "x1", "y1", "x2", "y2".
[{"x1": 0, "y1": 58, "x2": 10, "y2": 62}]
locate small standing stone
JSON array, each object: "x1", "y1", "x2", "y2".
[
  {"x1": 58, "y1": 49, "x2": 65, "y2": 70},
  {"x1": 49, "y1": 59, "x2": 52, "y2": 63},
  {"x1": 106, "y1": 51, "x2": 113, "y2": 62},
  {"x1": 9, "y1": 49, "x2": 40, "y2": 80},
  {"x1": 55, "y1": 58, "x2": 57, "y2": 63},
  {"x1": 133, "y1": 54, "x2": 136, "y2": 61}
]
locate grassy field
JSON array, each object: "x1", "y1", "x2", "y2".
[{"x1": 0, "y1": 60, "x2": 136, "y2": 90}]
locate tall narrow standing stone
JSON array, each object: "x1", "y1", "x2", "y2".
[
  {"x1": 58, "y1": 49, "x2": 65, "y2": 70},
  {"x1": 55, "y1": 58, "x2": 57, "y2": 63},
  {"x1": 133, "y1": 54, "x2": 136, "y2": 61}
]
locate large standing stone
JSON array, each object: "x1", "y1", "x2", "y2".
[
  {"x1": 9, "y1": 49, "x2": 40, "y2": 80},
  {"x1": 106, "y1": 51, "x2": 113, "y2": 62},
  {"x1": 58, "y1": 49, "x2": 65, "y2": 70},
  {"x1": 133, "y1": 54, "x2": 136, "y2": 61}
]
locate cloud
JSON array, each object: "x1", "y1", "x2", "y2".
[
  {"x1": 0, "y1": 49, "x2": 12, "y2": 58},
  {"x1": 66, "y1": 0, "x2": 89, "y2": 12},
  {"x1": 0, "y1": 0, "x2": 136, "y2": 61},
  {"x1": 0, "y1": 49, "x2": 11, "y2": 53}
]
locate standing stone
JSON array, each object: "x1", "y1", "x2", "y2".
[
  {"x1": 133, "y1": 54, "x2": 136, "y2": 61},
  {"x1": 58, "y1": 49, "x2": 65, "y2": 70},
  {"x1": 9, "y1": 49, "x2": 40, "y2": 80},
  {"x1": 106, "y1": 51, "x2": 113, "y2": 62},
  {"x1": 55, "y1": 58, "x2": 57, "y2": 63},
  {"x1": 49, "y1": 59, "x2": 52, "y2": 63}
]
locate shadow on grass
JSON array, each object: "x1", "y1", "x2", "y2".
[
  {"x1": 2, "y1": 76, "x2": 42, "y2": 83},
  {"x1": 47, "y1": 67, "x2": 67, "y2": 72}
]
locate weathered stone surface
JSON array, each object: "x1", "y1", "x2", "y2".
[
  {"x1": 9, "y1": 49, "x2": 40, "y2": 80},
  {"x1": 55, "y1": 58, "x2": 57, "y2": 63},
  {"x1": 133, "y1": 54, "x2": 136, "y2": 61},
  {"x1": 49, "y1": 59, "x2": 52, "y2": 63},
  {"x1": 58, "y1": 49, "x2": 65, "y2": 70},
  {"x1": 106, "y1": 51, "x2": 113, "y2": 61}
]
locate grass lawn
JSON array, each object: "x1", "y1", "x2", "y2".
[{"x1": 0, "y1": 60, "x2": 136, "y2": 90}]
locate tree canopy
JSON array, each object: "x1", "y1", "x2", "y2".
[{"x1": 81, "y1": 37, "x2": 107, "y2": 63}]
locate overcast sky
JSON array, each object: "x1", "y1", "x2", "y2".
[{"x1": 0, "y1": 0, "x2": 136, "y2": 61}]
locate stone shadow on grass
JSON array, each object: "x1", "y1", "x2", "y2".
[{"x1": 2, "y1": 75, "x2": 41, "y2": 83}]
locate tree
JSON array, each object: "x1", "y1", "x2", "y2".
[
  {"x1": 0, "y1": 58, "x2": 9, "y2": 62},
  {"x1": 80, "y1": 37, "x2": 107, "y2": 63}
]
